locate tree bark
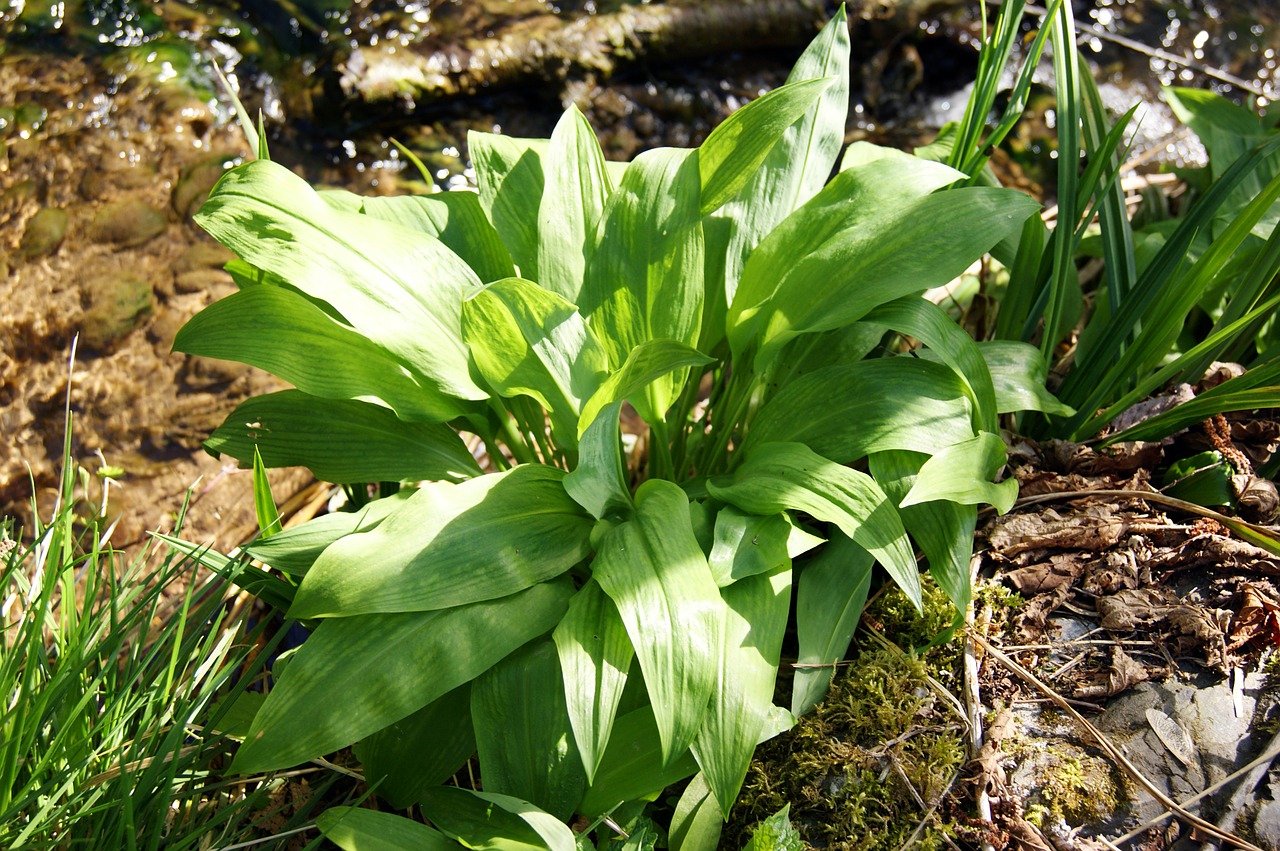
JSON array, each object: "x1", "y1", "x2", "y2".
[{"x1": 337, "y1": 0, "x2": 959, "y2": 107}]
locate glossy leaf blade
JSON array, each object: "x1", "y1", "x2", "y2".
[
  {"x1": 231, "y1": 578, "x2": 572, "y2": 773},
  {"x1": 194, "y1": 159, "x2": 486, "y2": 408},
  {"x1": 421, "y1": 788, "x2": 576, "y2": 851},
  {"x1": 472, "y1": 639, "x2": 586, "y2": 820},
  {"x1": 792, "y1": 532, "x2": 873, "y2": 716},
  {"x1": 577, "y1": 706, "x2": 701, "y2": 817},
  {"x1": 470, "y1": 133, "x2": 548, "y2": 279},
  {"x1": 245, "y1": 491, "x2": 413, "y2": 576},
  {"x1": 564, "y1": 401, "x2": 633, "y2": 520},
  {"x1": 361, "y1": 190, "x2": 516, "y2": 283},
  {"x1": 698, "y1": 77, "x2": 834, "y2": 215},
  {"x1": 291, "y1": 465, "x2": 592, "y2": 618},
  {"x1": 317, "y1": 807, "x2": 460, "y2": 851},
  {"x1": 352, "y1": 684, "x2": 475, "y2": 810},
  {"x1": 707, "y1": 507, "x2": 793, "y2": 588},
  {"x1": 692, "y1": 566, "x2": 792, "y2": 817},
  {"x1": 463, "y1": 277, "x2": 608, "y2": 444},
  {"x1": 553, "y1": 579, "x2": 634, "y2": 783},
  {"x1": 205, "y1": 390, "x2": 482, "y2": 485},
  {"x1": 591, "y1": 479, "x2": 726, "y2": 765},
  {"x1": 900, "y1": 432, "x2": 1017, "y2": 513},
  {"x1": 669, "y1": 773, "x2": 724, "y2": 851},
  {"x1": 537, "y1": 106, "x2": 612, "y2": 303},
  {"x1": 175, "y1": 285, "x2": 446, "y2": 421},
  {"x1": 742, "y1": 357, "x2": 975, "y2": 463},
  {"x1": 708, "y1": 442, "x2": 920, "y2": 610},
  {"x1": 577, "y1": 339, "x2": 713, "y2": 435}
]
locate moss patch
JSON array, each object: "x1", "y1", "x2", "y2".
[{"x1": 723, "y1": 645, "x2": 965, "y2": 850}]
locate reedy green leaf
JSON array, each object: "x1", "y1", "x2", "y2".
[
  {"x1": 472, "y1": 639, "x2": 586, "y2": 820},
  {"x1": 901, "y1": 432, "x2": 1017, "y2": 513},
  {"x1": 577, "y1": 339, "x2": 714, "y2": 435},
  {"x1": 361, "y1": 191, "x2": 516, "y2": 284},
  {"x1": 204, "y1": 390, "x2": 482, "y2": 485},
  {"x1": 791, "y1": 532, "x2": 873, "y2": 716},
  {"x1": 231, "y1": 578, "x2": 573, "y2": 773},
  {"x1": 707, "y1": 442, "x2": 920, "y2": 610},
  {"x1": 537, "y1": 106, "x2": 612, "y2": 303},
  {"x1": 317, "y1": 807, "x2": 461, "y2": 851},
  {"x1": 591, "y1": 479, "x2": 726, "y2": 765},
  {"x1": 290, "y1": 465, "x2": 592, "y2": 618},
  {"x1": 352, "y1": 684, "x2": 475, "y2": 810},
  {"x1": 564, "y1": 401, "x2": 633, "y2": 521},
  {"x1": 420, "y1": 788, "x2": 575, "y2": 851},
  {"x1": 1106, "y1": 384, "x2": 1280, "y2": 445},
  {"x1": 251, "y1": 446, "x2": 281, "y2": 539},
  {"x1": 692, "y1": 566, "x2": 792, "y2": 817},
  {"x1": 193, "y1": 159, "x2": 486, "y2": 411},
  {"x1": 698, "y1": 78, "x2": 835, "y2": 216},
  {"x1": 463, "y1": 277, "x2": 608, "y2": 445},
  {"x1": 469, "y1": 133, "x2": 548, "y2": 279},
  {"x1": 175, "y1": 285, "x2": 447, "y2": 421},
  {"x1": 742, "y1": 357, "x2": 975, "y2": 463},
  {"x1": 553, "y1": 579, "x2": 634, "y2": 784}
]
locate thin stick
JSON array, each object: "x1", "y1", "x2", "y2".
[{"x1": 968, "y1": 630, "x2": 1264, "y2": 851}]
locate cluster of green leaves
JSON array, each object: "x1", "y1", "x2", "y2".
[
  {"x1": 0, "y1": 429, "x2": 296, "y2": 848},
  {"x1": 967, "y1": 1, "x2": 1280, "y2": 447},
  {"x1": 171, "y1": 6, "x2": 1065, "y2": 847}
]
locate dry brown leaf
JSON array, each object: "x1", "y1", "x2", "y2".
[
  {"x1": 989, "y1": 506, "x2": 1132, "y2": 555},
  {"x1": 1228, "y1": 583, "x2": 1280, "y2": 652},
  {"x1": 1005, "y1": 554, "x2": 1087, "y2": 595}
]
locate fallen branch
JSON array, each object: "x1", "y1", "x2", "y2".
[{"x1": 338, "y1": 0, "x2": 960, "y2": 106}]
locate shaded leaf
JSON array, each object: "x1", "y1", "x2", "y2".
[
  {"x1": 291, "y1": 465, "x2": 592, "y2": 617},
  {"x1": 577, "y1": 339, "x2": 713, "y2": 435},
  {"x1": 317, "y1": 807, "x2": 460, "y2": 851},
  {"x1": 205, "y1": 390, "x2": 482, "y2": 485},
  {"x1": 231, "y1": 578, "x2": 572, "y2": 773},
  {"x1": 792, "y1": 532, "x2": 873, "y2": 716},
  {"x1": 564, "y1": 401, "x2": 633, "y2": 520},
  {"x1": 577, "y1": 706, "x2": 700, "y2": 817},
  {"x1": 421, "y1": 789, "x2": 575, "y2": 851}
]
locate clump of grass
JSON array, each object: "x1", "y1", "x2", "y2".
[{"x1": 0, "y1": 412, "x2": 299, "y2": 848}]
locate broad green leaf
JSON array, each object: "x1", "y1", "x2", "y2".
[
  {"x1": 705, "y1": 9, "x2": 850, "y2": 346},
  {"x1": 291, "y1": 465, "x2": 592, "y2": 618},
  {"x1": 901, "y1": 432, "x2": 1017, "y2": 513},
  {"x1": 915, "y1": 341, "x2": 1074, "y2": 416},
  {"x1": 194, "y1": 159, "x2": 486, "y2": 409},
  {"x1": 692, "y1": 566, "x2": 792, "y2": 817},
  {"x1": 231, "y1": 578, "x2": 572, "y2": 773},
  {"x1": 591, "y1": 479, "x2": 726, "y2": 765},
  {"x1": 728, "y1": 159, "x2": 1039, "y2": 367},
  {"x1": 463, "y1": 277, "x2": 609, "y2": 445},
  {"x1": 577, "y1": 706, "x2": 700, "y2": 817},
  {"x1": 577, "y1": 339, "x2": 714, "y2": 435},
  {"x1": 251, "y1": 446, "x2": 281, "y2": 539},
  {"x1": 869, "y1": 451, "x2": 976, "y2": 617},
  {"x1": 708, "y1": 442, "x2": 920, "y2": 610},
  {"x1": 175, "y1": 285, "x2": 449, "y2": 421},
  {"x1": 580, "y1": 148, "x2": 705, "y2": 403},
  {"x1": 564, "y1": 401, "x2": 633, "y2": 521},
  {"x1": 245, "y1": 491, "x2": 413, "y2": 576},
  {"x1": 205, "y1": 391, "x2": 482, "y2": 485},
  {"x1": 863, "y1": 296, "x2": 999, "y2": 433},
  {"x1": 317, "y1": 807, "x2": 460, "y2": 851},
  {"x1": 469, "y1": 133, "x2": 548, "y2": 279},
  {"x1": 791, "y1": 532, "x2": 873, "y2": 716},
  {"x1": 707, "y1": 507, "x2": 793, "y2": 587},
  {"x1": 421, "y1": 788, "x2": 575, "y2": 851},
  {"x1": 472, "y1": 639, "x2": 587, "y2": 820},
  {"x1": 742, "y1": 357, "x2": 975, "y2": 464},
  {"x1": 553, "y1": 579, "x2": 634, "y2": 783},
  {"x1": 669, "y1": 774, "x2": 724, "y2": 851},
  {"x1": 538, "y1": 106, "x2": 612, "y2": 303},
  {"x1": 153, "y1": 533, "x2": 296, "y2": 612},
  {"x1": 361, "y1": 191, "x2": 516, "y2": 283},
  {"x1": 743, "y1": 805, "x2": 803, "y2": 851},
  {"x1": 353, "y1": 684, "x2": 475, "y2": 810},
  {"x1": 698, "y1": 77, "x2": 834, "y2": 215}
]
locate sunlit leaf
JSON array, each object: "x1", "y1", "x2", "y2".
[
  {"x1": 901, "y1": 432, "x2": 1018, "y2": 513},
  {"x1": 538, "y1": 107, "x2": 612, "y2": 303},
  {"x1": 361, "y1": 191, "x2": 516, "y2": 283},
  {"x1": 470, "y1": 133, "x2": 548, "y2": 279},
  {"x1": 317, "y1": 807, "x2": 460, "y2": 851},
  {"x1": 245, "y1": 491, "x2": 413, "y2": 576},
  {"x1": 577, "y1": 339, "x2": 713, "y2": 434},
  {"x1": 669, "y1": 773, "x2": 724, "y2": 851}
]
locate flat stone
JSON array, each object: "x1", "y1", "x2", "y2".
[
  {"x1": 86, "y1": 199, "x2": 168, "y2": 248},
  {"x1": 80, "y1": 275, "x2": 155, "y2": 350},
  {"x1": 172, "y1": 152, "x2": 237, "y2": 220},
  {"x1": 18, "y1": 207, "x2": 68, "y2": 258}
]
